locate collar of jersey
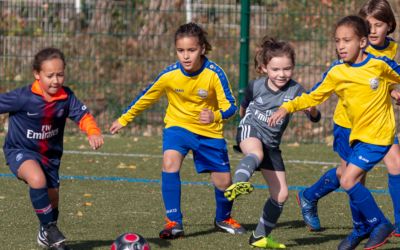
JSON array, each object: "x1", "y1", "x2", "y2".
[
  {"x1": 368, "y1": 37, "x2": 391, "y2": 51},
  {"x1": 31, "y1": 80, "x2": 68, "y2": 101},
  {"x1": 179, "y1": 56, "x2": 208, "y2": 77},
  {"x1": 347, "y1": 53, "x2": 372, "y2": 67}
]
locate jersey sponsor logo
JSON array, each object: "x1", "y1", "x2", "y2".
[
  {"x1": 255, "y1": 109, "x2": 283, "y2": 125},
  {"x1": 174, "y1": 88, "x2": 184, "y2": 93},
  {"x1": 27, "y1": 112, "x2": 39, "y2": 116},
  {"x1": 16, "y1": 153, "x2": 23, "y2": 162},
  {"x1": 27, "y1": 124, "x2": 59, "y2": 140},
  {"x1": 198, "y1": 89, "x2": 208, "y2": 99},
  {"x1": 369, "y1": 77, "x2": 380, "y2": 90}
]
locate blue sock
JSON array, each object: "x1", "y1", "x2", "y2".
[
  {"x1": 215, "y1": 187, "x2": 233, "y2": 222},
  {"x1": 346, "y1": 183, "x2": 388, "y2": 227},
  {"x1": 388, "y1": 173, "x2": 400, "y2": 225},
  {"x1": 29, "y1": 187, "x2": 54, "y2": 226},
  {"x1": 161, "y1": 171, "x2": 182, "y2": 224},
  {"x1": 350, "y1": 200, "x2": 369, "y2": 233},
  {"x1": 303, "y1": 168, "x2": 340, "y2": 202}
]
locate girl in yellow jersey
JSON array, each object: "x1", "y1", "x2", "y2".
[
  {"x1": 109, "y1": 23, "x2": 245, "y2": 239},
  {"x1": 269, "y1": 15, "x2": 398, "y2": 249},
  {"x1": 296, "y1": 0, "x2": 400, "y2": 240}
]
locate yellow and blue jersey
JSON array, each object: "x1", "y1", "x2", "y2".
[
  {"x1": 282, "y1": 53, "x2": 400, "y2": 146},
  {"x1": 334, "y1": 37, "x2": 398, "y2": 128},
  {"x1": 118, "y1": 57, "x2": 237, "y2": 138}
]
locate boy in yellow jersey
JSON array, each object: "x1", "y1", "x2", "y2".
[
  {"x1": 296, "y1": 0, "x2": 400, "y2": 240},
  {"x1": 110, "y1": 23, "x2": 245, "y2": 239},
  {"x1": 269, "y1": 16, "x2": 397, "y2": 249}
]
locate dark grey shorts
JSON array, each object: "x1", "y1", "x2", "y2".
[{"x1": 236, "y1": 125, "x2": 285, "y2": 171}]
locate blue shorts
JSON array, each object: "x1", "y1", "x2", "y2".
[
  {"x1": 163, "y1": 126, "x2": 230, "y2": 173},
  {"x1": 348, "y1": 141, "x2": 391, "y2": 172},
  {"x1": 4, "y1": 149, "x2": 61, "y2": 188},
  {"x1": 333, "y1": 124, "x2": 352, "y2": 161},
  {"x1": 333, "y1": 123, "x2": 398, "y2": 162}
]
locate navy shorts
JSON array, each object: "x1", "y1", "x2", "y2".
[
  {"x1": 163, "y1": 126, "x2": 230, "y2": 173},
  {"x1": 4, "y1": 149, "x2": 61, "y2": 188}
]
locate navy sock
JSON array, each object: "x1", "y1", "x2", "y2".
[
  {"x1": 161, "y1": 171, "x2": 182, "y2": 224},
  {"x1": 254, "y1": 198, "x2": 284, "y2": 237},
  {"x1": 29, "y1": 187, "x2": 54, "y2": 226},
  {"x1": 303, "y1": 168, "x2": 340, "y2": 202},
  {"x1": 233, "y1": 153, "x2": 260, "y2": 183},
  {"x1": 215, "y1": 187, "x2": 233, "y2": 222},
  {"x1": 346, "y1": 183, "x2": 388, "y2": 227},
  {"x1": 53, "y1": 207, "x2": 59, "y2": 222},
  {"x1": 388, "y1": 173, "x2": 400, "y2": 225}
]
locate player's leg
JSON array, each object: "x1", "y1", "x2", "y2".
[
  {"x1": 194, "y1": 135, "x2": 245, "y2": 234},
  {"x1": 225, "y1": 130, "x2": 263, "y2": 201},
  {"x1": 16, "y1": 160, "x2": 66, "y2": 248},
  {"x1": 382, "y1": 142, "x2": 400, "y2": 237},
  {"x1": 159, "y1": 127, "x2": 188, "y2": 239},
  {"x1": 211, "y1": 171, "x2": 245, "y2": 234},
  {"x1": 249, "y1": 168, "x2": 287, "y2": 249},
  {"x1": 298, "y1": 124, "x2": 349, "y2": 231},
  {"x1": 339, "y1": 142, "x2": 394, "y2": 250}
]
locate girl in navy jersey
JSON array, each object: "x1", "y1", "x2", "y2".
[
  {"x1": 1, "y1": 47, "x2": 103, "y2": 249},
  {"x1": 224, "y1": 36, "x2": 321, "y2": 248}
]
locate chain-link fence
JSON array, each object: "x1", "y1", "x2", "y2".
[{"x1": 1, "y1": 0, "x2": 399, "y2": 143}]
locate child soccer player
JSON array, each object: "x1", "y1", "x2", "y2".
[
  {"x1": 295, "y1": 0, "x2": 400, "y2": 239},
  {"x1": 109, "y1": 22, "x2": 245, "y2": 239},
  {"x1": 223, "y1": 36, "x2": 321, "y2": 249},
  {"x1": 269, "y1": 15, "x2": 398, "y2": 249},
  {"x1": 1, "y1": 47, "x2": 104, "y2": 249}
]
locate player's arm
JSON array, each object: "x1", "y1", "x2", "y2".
[
  {"x1": 0, "y1": 88, "x2": 25, "y2": 114},
  {"x1": 67, "y1": 90, "x2": 103, "y2": 150},
  {"x1": 110, "y1": 75, "x2": 166, "y2": 133},
  {"x1": 239, "y1": 80, "x2": 254, "y2": 118},
  {"x1": 268, "y1": 72, "x2": 335, "y2": 126},
  {"x1": 296, "y1": 85, "x2": 321, "y2": 123},
  {"x1": 208, "y1": 72, "x2": 237, "y2": 123}
]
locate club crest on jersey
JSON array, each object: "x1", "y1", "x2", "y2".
[
  {"x1": 369, "y1": 77, "x2": 380, "y2": 90},
  {"x1": 198, "y1": 89, "x2": 208, "y2": 99}
]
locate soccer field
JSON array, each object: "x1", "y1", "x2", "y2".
[{"x1": 0, "y1": 135, "x2": 398, "y2": 249}]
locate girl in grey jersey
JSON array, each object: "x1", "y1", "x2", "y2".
[{"x1": 224, "y1": 37, "x2": 321, "y2": 248}]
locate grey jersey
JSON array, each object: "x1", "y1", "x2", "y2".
[{"x1": 239, "y1": 77, "x2": 305, "y2": 148}]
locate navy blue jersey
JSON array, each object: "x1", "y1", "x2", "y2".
[{"x1": 1, "y1": 81, "x2": 91, "y2": 165}]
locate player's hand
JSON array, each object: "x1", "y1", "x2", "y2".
[
  {"x1": 390, "y1": 89, "x2": 400, "y2": 105},
  {"x1": 109, "y1": 120, "x2": 124, "y2": 134},
  {"x1": 88, "y1": 134, "x2": 104, "y2": 150},
  {"x1": 268, "y1": 107, "x2": 288, "y2": 127},
  {"x1": 199, "y1": 108, "x2": 214, "y2": 124}
]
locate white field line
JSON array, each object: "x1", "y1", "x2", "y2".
[{"x1": 63, "y1": 150, "x2": 385, "y2": 167}]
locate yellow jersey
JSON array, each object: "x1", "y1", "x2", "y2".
[
  {"x1": 118, "y1": 57, "x2": 237, "y2": 138},
  {"x1": 334, "y1": 37, "x2": 398, "y2": 128},
  {"x1": 282, "y1": 54, "x2": 400, "y2": 146}
]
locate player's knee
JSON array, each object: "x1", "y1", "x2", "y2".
[
  {"x1": 27, "y1": 175, "x2": 47, "y2": 189},
  {"x1": 339, "y1": 176, "x2": 354, "y2": 190},
  {"x1": 271, "y1": 189, "x2": 288, "y2": 203}
]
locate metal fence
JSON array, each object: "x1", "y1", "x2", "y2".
[{"x1": 1, "y1": 0, "x2": 399, "y2": 143}]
